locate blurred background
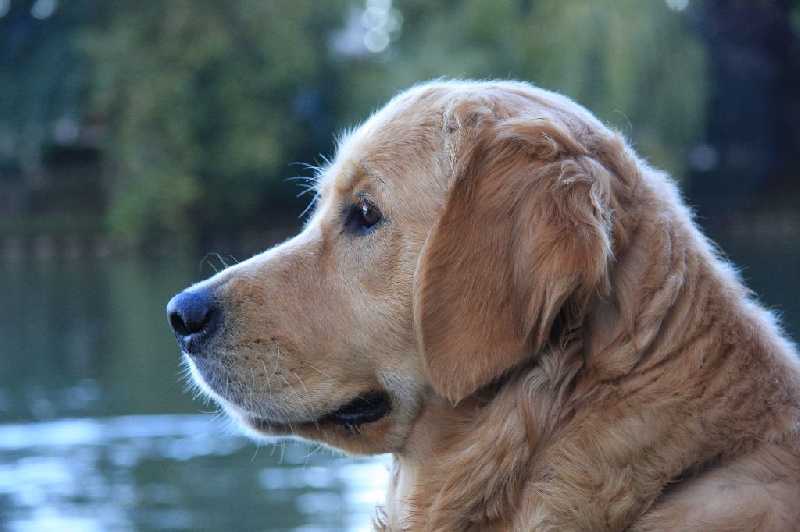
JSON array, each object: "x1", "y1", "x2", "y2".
[{"x1": 1, "y1": 0, "x2": 799, "y2": 530}]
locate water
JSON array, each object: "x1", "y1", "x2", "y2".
[
  {"x1": 0, "y1": 232, "x2": 798, "y2": 531},
  {"x1": 0, "y1": 415, "x2": 390, "y2": 531},
  {"x1": 0, "y1": 253, "x2": 389, "y2": 531}
]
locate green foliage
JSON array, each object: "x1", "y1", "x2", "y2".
[
  {"x1": 2, "y1": 0, "x2": 710, "y2": 244},
  {"x1": 0, "y1": 6, "x2": 75, "y2": 124},
  {"x1": 84, "y1": 0, "x2": 344, "y2": 241},
  {"x1": 0, "y1": 0, "x2": 101, "y2": 174}
]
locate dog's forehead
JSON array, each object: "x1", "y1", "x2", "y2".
[
  {"x1": 318, "y1": 93, "x2": 448, "y2": 202},
  {"x1": 314, "y1": 146, "x2": 381, "y2": 206}
]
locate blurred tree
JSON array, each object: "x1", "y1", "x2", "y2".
[
  {"x1": 686, "y1": 0, "x2": 800, "y2": 219},
  {"x1": 84, "y1": 0, "x2": 344, "y2": 242},
  {"x1": 336, "y1": 0, "x2": 707, "y2": 180},
  {"x1": 0, "y1": 0, "x2": 101, "y2": 184},
  {"x1": 0, "y1": 0, "x2": 721, "y2": 245}
]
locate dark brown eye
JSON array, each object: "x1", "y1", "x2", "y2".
[{"x1": 343, "y1": 199, "x2": 383, "y2": 235}]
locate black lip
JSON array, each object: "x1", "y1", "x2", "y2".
[{"x1": 320, "y1": 391, "x2": 391, "y2": 427}]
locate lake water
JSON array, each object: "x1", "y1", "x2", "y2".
[{"x1": 0, "y1": 230, "x2": 798, "y2": 531}]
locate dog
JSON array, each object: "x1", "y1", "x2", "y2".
[{"x1": 167, "y1": 80, "x2": 800, "y2": 530}]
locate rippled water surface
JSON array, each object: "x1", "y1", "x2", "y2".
[{"x1": 0, "y1": 415, "x2": 389, "y2": 531}]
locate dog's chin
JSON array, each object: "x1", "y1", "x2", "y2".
[
  {"x1": 184, "y1": 355, "x2": 410, "y2": 454},
  {"x1": 229, "y1": 390, "x2": 396, "y2": 454},
  {"x1": 245, "y1": 390, "x2": 391, "y2": 431}
]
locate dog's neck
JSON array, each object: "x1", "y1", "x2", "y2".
[{"x1": 380, "y1": 367, "x2": 568, "y2": 530}]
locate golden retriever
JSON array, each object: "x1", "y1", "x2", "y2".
[{"x1": 167, "y1": 80, "x2": 800, "y2": 530}]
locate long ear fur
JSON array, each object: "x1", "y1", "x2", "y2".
[{"x1": 415, "y1": 114, "x2": 615, "y2": 402}]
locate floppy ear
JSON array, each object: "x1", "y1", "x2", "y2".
[{"x1": 414, "y1": 116, "x2": 614, "y2": 402}]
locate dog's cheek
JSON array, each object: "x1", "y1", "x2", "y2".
[{"x1": 342, "y1": 243, "x2": 419, "y2": 347}]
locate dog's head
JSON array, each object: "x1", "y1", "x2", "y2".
[{"x1": 167, "y1": 80, "x2": 629, "y2": 454}]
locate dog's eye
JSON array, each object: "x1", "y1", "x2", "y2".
[{"x1": 344, "y1": 199, "x2": 383, "y2": 235}]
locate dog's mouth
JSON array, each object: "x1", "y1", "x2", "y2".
[
  {"x1": 320, "y1": 390, "x2": 392, "y2": 427},
  {"x1": 253, "y1": 390, "x2": 392, "y2": 431}
]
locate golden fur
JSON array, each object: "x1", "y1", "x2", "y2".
[{"x1": 170, "y1": 80, "x2": 800, "y2": 530}]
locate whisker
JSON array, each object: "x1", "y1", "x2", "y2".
[
  {"x1": 300, "y1": 361, "x2": 333, "y2": 380},
  {"x1": 199, "y1": 252, "x2": 234, "y2": 274},
  {"x1": 250, "y1": 443, "x2": 261, "y2": 461},
  {"x1": 299, "y1": 193, "x2": 319, "y2": 219},
  {"x1": 294, "y1": 183, "x2": 318, "y2": 199},
  {"x1": 292, "y1": 371, "x2": 316, "y2": 422}
]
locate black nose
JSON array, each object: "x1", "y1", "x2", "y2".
[{"x1": 166, "y1": 287, "x2": 220, "y2": 356}]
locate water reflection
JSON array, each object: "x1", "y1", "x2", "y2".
[
  {"x1": 0, "y1": 252, "x2": 391, "y2": 530},
  {"x1": 0, "y1": 415, "x2": 390, "y2": 531}
]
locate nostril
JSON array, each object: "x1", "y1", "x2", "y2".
[
  {"x1": 166, "y1": 288, "x2": 219, "y2": 353},
  {"x1": 169, "y1": 308, "x2": 210, "y2": 336}
]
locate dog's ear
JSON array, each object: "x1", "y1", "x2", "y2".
[{"x1": 414, "y1": 115, "x2": 614, "y2": 402}]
